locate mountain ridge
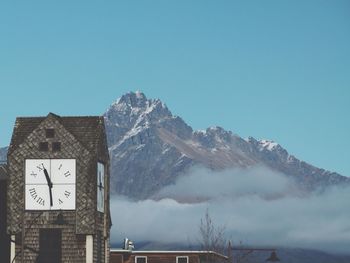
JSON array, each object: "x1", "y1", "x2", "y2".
[{"x1": 104, "y1": 91, "x2": 348, "y2": 200}]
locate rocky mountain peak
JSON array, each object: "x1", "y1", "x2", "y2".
[
  {"x1": 105, "y1": 92, "x2": 349, "y2": 199},
  {"x1": 104, "y1": 91, "x2": 174, "y2": 145},
  {"x1": 106, "y1": 91, "x2": 171, "y2": 122},
  {"x1": 116, "y1": 90, "x2": 147, "y2": 108},
  {"x1": 248, "y1": 137, "x2": 284, "y2": 153},
  {"x1": 258, "y1": 139, "x2": 280, "y2": 151}
]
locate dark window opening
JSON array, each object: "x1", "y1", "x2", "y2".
[
  {"x1": 177, "y1": 257, "x2": 188, "y2": 263},
  {"x1": 39, "y1": 142, "x2": 49, "y2": 151},
  {"x1": 45, "y1": 129, "x2": 55, "y2": 138},
  {"x1": 136, "y1": 257, "x2": 147, "y2": 263},
  {"x1": 52, "y1": 142, "x2": 61, "y2": 152}
]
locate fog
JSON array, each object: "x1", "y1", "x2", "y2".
[
  {"x1": 155, "y1": 166, "x2": 298, "y2": 200},
  {"x1": 110, "y1": 166, "x2": 350, "y2": 254}
]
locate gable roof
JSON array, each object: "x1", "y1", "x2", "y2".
[{"x1": 9, "y1": 113, "x2": 106, "y2": 155}]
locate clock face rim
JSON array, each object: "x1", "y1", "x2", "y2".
[{"x1": 24, "y1": 158, "x2": 76, "y2": 211}]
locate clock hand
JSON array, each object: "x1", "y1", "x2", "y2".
[
  {"x1": 43, "y1": 168, "x2": 53, "y2": 188},
  {"x1": 42, "y1": 164, "x2": 53, "y2": 207},
  {"x1": 98, "y1": 184, "x2": 104, "y2": 210},
  {"x1": 100, "y1": 188, "x2": 104, "y2": 209}
]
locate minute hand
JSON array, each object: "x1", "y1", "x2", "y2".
[{"x1": 43, "y1": 167, "x2": 53, "y2": 207}]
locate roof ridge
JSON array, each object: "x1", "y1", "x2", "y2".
[{"x1": 9, "y1": 114, "x2": 105, "y2": 155}]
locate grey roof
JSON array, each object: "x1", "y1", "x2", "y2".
[
  {"x1": 0, "y1": 164, "x2": 7, "y2": 180},
  {"x1": 8, "y1": 112, "x2": 106, "y2": 155}
]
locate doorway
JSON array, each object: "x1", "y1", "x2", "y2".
[{"x1": 38, "y1": 229, "x2": 62, "y2": 263}]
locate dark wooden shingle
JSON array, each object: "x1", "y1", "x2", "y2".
[{"x1": 9, "y1": 113, "x2": 105, "y2": 155}]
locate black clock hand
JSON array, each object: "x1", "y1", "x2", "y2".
[
  {"x1": 98, "y1": 173, "x2": 103, "y2": 195},
  {"x1": 43, "y1": 168, "x2": 53, "y2": 188},
  {"x1": 43, "y1": 166, "x2": 53, "y2": 207},
  {"x1": 99, "y1": 183, "x2": 103, "y2": 210},
  {"x1": 98, "y1": 172, "x2": 102, "y2": 188},
  {"x1": 100, "y1": 188, "x2": 104, "y2": 209}
]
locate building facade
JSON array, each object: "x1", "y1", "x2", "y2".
[
  {"x1": 7, "y1": 113, "x2": 111, "y2": 263},
  {"x1": 110, "y1": 250, "x2": 228, "y2": 263}
]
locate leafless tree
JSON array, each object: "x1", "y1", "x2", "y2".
[{"x1": 198, "y1": 209, "x2": 229, "y2": 263}]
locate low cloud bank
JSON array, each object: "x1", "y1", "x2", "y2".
[
  {"x1": 155, "y1": 166, "x2": 297, "y2": 201},
  {"x1": 110, "y1": 166, "x2": 350, "y2": 254}
]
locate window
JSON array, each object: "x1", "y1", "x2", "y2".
[
  {"x1": 39, "y1": 142, "x2": 49, "y2": 151},
  {"x1": 52, "y1": 142, "x2": 61, "y2": 152},
  {"x1": 176, "y1": 256, "x2": 189, "y2": 263},
  {"x1": 45, "y1": 128, "x2": 55, "y2": 138},
  {"x1": 135, "y1": 256, "x2": 147, "y2": 263}
]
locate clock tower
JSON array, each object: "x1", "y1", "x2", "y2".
[{"x1": 7, "y1": 113, "x2": 111, "y2": 263}]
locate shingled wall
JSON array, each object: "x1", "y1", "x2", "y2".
[{"x1": 7, "y1": 113, "x2": 111, "y2": 263}]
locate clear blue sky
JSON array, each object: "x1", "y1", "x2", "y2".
[{"x1": 0, "y1": 1, "x2": 349, "y2": 176}]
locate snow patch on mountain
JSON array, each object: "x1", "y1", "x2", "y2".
[{"x1": 258, "y1": 139, "x2": 279, "y2": 151}]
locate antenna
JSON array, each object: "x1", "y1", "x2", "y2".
[
  {"x1": 123, "y1": 237, "x2": 135, "y2": 251},
  {"x1": 124, "y1": 238, "x2": 129, "y2": 250}
]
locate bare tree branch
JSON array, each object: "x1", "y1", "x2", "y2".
[{"x1": 198, "y1": 209, "x2": 229, "y2": 263}]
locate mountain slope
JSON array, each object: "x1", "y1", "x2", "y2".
[
  {"x1": 104, "y1": 92, "x2": 348, "y2": 200},
  {"x1": 104, "y1": 92, "x2": 195, "y2": 198}
]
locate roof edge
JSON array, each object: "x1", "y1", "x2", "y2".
[{"x1": 110, "y1": 249, "x2": 228, "y2": 258}]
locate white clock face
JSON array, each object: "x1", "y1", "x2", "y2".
[
  {"x1": 25, "y1": 159, "x2": 76, "y2": 210},
  {"x1": 97, "y1": 162, "x2": 105, "y2": 213}
]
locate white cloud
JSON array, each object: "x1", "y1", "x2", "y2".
[
  {"x1": 154, "y1": 166, "x2": 297, "y2": 201},
  {"x1": 110, "y1": 166, "x2": 350, "y2": 254}
]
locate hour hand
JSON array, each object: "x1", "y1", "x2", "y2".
[
  {"x1": 43, "y1": 167, "x2": 52, "y2": 188},
  {"x1": 42, "y1": 164, "x2": 53, "y2": 207}
]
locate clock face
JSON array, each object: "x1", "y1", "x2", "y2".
[
  {"x1": 97, "y1": 162, "x2": 104, "y2": 213},
  {"x1": 25, "y1": 159, "x2": 76, "y2": 210}
]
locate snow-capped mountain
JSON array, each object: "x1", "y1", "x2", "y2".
[
  {"x1": 104, "y1": 91, "x2": 348, "y2": 200},
  {"x1": 104, "y1": 91, "x2": 194, "y2": 199}
]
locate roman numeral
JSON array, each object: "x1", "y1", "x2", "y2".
[
  {"x1": 58, "y1": 164, "x2": 62, "y2": 170},
  {"x1": 59, "y1": 199, "x2": 63, "y2": 205},
  {"x1": 64, "y1": 171, "x2": 71, "y2": 177},
  {"x1": 37, "y1": 165, "x2": 43, "y2": 171},
  {"x1": 64, "y1": 191, "x2": 71, "y2": 198},
  {"x1": 30, "y1": 171, "x2": 37, "y2": 177},
  {"x1": 29, "y1": 188, "x2": 38, "y2": 200},
  {"x1": 37, "y1": 197, "x2": 45, "y2": 206}
]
